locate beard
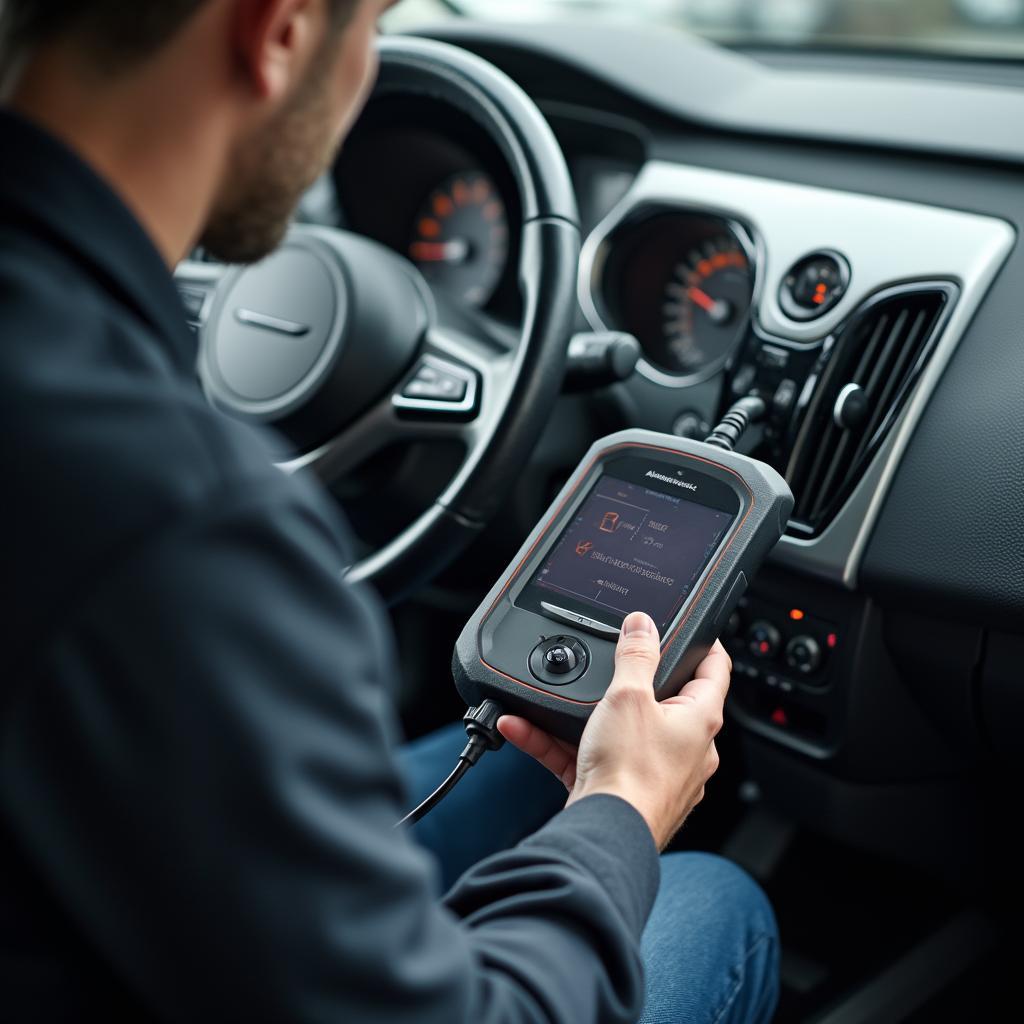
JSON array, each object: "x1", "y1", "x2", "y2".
[{"x1": 199, "y1": 45, "x2": 341, "y2": 265}]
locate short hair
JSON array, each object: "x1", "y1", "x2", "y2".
[{"x1": 0, "y1": 1, "x2": 357, "y2": 77}]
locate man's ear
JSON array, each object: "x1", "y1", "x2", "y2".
[{"x1": 231, "y1": 0, "x2": 323, "y2": 102}]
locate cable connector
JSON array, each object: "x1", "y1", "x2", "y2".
[
  {"x1": 704, "y1": 395, "x2": 767, "y2": 452},
  {"x1": 461, "y1": 699, "x2": 505, "y2": 766},
  {"x1": 396, "y1": 700, "x2": 506, "y2": 827}
]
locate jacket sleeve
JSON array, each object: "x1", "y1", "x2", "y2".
[{"x1": 0, "y1": 474, "x2": 660, "y2": 1024}]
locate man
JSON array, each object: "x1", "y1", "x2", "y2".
[{"x1": 0, "y1": 1, "x2": 779, "y2": 1021}]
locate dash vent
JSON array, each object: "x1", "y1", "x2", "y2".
[{"x1": 787, "y1": 285, "x2": 953, "y2": 534}]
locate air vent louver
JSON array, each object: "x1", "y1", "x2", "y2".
[{"x1": 787, "y1": 286, "x2": 952, "y2": 533}]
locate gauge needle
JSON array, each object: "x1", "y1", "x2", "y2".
[
  {"x1": 688, "y1": 286, "x2": 732, "y2": 325},
  {"x1": 409, "y1": 239, "x2": 472, "y2": 264}
]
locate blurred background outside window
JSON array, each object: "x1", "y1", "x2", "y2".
[{"x1": 385, "y1": 0, "x2": 1024, "y2": 59}]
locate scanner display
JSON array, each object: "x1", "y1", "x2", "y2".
[{"x1": 524, "y1": 474, "x2": 735, "y2": 634}]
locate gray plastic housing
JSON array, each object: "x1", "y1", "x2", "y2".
[{"x1": 453, "y1": 429, "x2": 794, "y2": 742}]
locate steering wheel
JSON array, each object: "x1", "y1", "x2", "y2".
[{"x1": 175, "y1": 38, "x2": 580, "y2": 603}]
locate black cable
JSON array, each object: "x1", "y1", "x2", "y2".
[
  {"x1": 396, "y1": 699, "x2": 505, "y2": 828},
  {"x1": 703, "y1": 395, "x2": 767, "y2": 452},
  {"x1": 396, "y1": 759, "x2": 472, "y2": 828}
]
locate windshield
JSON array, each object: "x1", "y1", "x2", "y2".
[{"x1": 386, "y1": 0, "x2": 1024, "y2": 59}]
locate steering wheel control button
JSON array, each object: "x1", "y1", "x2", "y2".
[
  {"x1": 779, "y1": 251, "x2": 851, "y2": 322},
  {"x1": 747, "y1": 620, "x2": 782, "y2": 660},
  {"x1": 785, "y1": 635, "x2": 823, "y2": 675},
  {"x1": 529, "y1": 636, "x2": 590, "y2": 686},
  {"x1": 402, "y1": 362, "x2": 468, "y2": 402},
  {"x1": 393, "y1": 354, "x2": 478, "y2": 415}
]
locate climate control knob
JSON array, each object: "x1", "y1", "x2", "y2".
[
  {"x1": 747, "y1": 621, "x2": 781, "y2": 660},
  {"x1": 785, "y1": 635, "x2": 822, "y2": 675}
]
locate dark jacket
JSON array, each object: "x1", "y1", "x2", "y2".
[{"x1": 0, "y1": 109, "x2": 659, "y2": 1023}]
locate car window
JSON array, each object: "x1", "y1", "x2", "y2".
[{"x1": 386, "y1": 0, "x2": 1024, "y2": 60}]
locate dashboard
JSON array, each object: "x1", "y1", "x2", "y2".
[
  {"x1": 578, "y1": 160, "x2": 1011, "y2": 574},
  {"x1": 315, "y1": 26, "x2": 1024, "y2": 841}
]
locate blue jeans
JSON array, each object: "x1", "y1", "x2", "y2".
[{"x1": 399, "y1": 724, "x2": 780, "y2": 1024}]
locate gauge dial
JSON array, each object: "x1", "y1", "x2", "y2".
[
  {"x1": 661, "y1": 238, "x2": 753, "y2": 377},
  {"x1": 409, "y1": 172, "x2": 509, "y2": 307}
]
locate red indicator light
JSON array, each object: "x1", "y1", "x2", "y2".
[
  {"x1": 789, "y1": 609, "x2": 805, "y2": 621},
  {"x1": 770, "y1": 707, "x2": 789, "y2": 727},
  {"x1": 827, "y1": 633, "x2": 838, "y2": 649},
  {"x1": 759, "y1": 641, "x2": 771, "y2": 655},
  {"x1": 417, "y1": 217, "x2": 441, "y2": 239}
]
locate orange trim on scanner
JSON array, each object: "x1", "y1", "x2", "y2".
[{"x1": 477, "y1": 442, "x2": 756, "y2": 706}]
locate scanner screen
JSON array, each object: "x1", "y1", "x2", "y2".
[{"x1": 528, "y1": 473, "x2": 735, "y2": 634}]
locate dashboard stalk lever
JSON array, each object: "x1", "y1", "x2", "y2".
[{"x1": 563, "y1": 332, "x2": 641, "y2": 393}]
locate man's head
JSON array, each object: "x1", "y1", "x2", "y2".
[
  {"x1": 0, "y1": 3, "x2": 219, "y2": 76},
  {"x1": 1, "y1": 0, "x2": 392, "y2": 263}
]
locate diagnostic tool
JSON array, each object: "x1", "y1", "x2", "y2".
[{"x1": 453, "y1": 428, "x2": 793, "y2": 743}]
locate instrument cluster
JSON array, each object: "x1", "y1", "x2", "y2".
[
  {"x1": 586, "y1": 210, "x2": 758, "y2": 387},
  {"x1": 329, "y1": 95, "x2": 521, "y2": 319}
]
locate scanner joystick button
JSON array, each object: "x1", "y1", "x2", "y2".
[
  {"x1": 544, "y1": 645, "x2": 577, "y2": 674},
  {"x1": 529, "y1": 636, "x2": 590, "y2": 685}
]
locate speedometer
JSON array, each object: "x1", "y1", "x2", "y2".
[
  {"x1": 661, "y1": 238, "x2": 753, "y2": 378},
  {"x1": 409, "y1": 171, "x2": 509, "y2": 307},
  {"x1": 588, "y1": 211, "x2": 756, "y2": 383}
]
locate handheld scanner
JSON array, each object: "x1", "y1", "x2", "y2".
[{"x1": 453, "y1": 429, "x2": 794, "y2": 742}]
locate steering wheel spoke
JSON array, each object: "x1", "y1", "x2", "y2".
[{"x1": 279, "y1": 391, "x2": 467, "y2": 482}]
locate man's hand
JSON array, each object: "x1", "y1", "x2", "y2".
[{"x1": 498, "y1": 611, "x2": 731, "y2": 851}]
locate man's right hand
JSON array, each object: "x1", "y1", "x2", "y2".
[{"x1": 498, "y1": 611, "x2": 731, "y2": 851}]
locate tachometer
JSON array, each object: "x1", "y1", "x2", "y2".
[
  {"x1": 661, "y1": 237, "x2": 753, "y2": 377},
  {"x1": 409, "y1": 171, "x2": 509, "y2": 307}
]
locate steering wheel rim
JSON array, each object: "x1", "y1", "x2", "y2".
[
  {"x1": 348, "y1": 37, "x2": 579, "y2": 593},
  {"x1": 180, "y1": 37, "x2": 580, "y2": 603}
]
